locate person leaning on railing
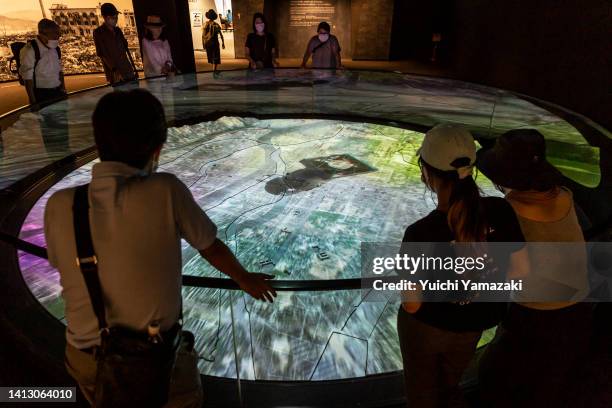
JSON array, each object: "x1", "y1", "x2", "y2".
[{"x1": 43, "y1": 89, "x2": 276, "y2": 406}]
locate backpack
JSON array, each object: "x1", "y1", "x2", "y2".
[
  {"x1": 202, "y1": 21, "x2": 218, "y2": 48},
  {"x1": 9, "y1": 40, "x2": 62, "y2": 86}
]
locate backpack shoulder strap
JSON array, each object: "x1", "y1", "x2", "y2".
[
  {"x1": 28, "y1": 40, "x2": 41, "y2": 88},
  {"x1": 29, "y1": 39, "x2": 41, "y2": 62},
  {"x1": 73, "y1": 184, "x2": 108, "y2": 331}
]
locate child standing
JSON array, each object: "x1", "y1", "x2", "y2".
[{"x1": 202, "y1": 9, "x2": 225, "y2": 74}]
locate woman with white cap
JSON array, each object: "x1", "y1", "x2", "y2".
[
  {"x1": 141, "y1": 15, "x2": 175, "y2": 78},
  {"x1": 397, "y1": 124, "x2": 528, "y2": 407}
]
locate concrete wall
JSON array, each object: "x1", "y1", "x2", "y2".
[{"x1": 351, "y1": 0, "x2": 394, "y2": 60}]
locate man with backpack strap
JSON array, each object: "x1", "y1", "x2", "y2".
[{"x1": 18, "y1": 19, "x2": 66, "y2": 110}]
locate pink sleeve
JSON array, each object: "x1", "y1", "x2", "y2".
[
  {"x1": 164, "y1": 40, "x2": 173, "y2": 64},
  {"x1": 141, "y1": 39, "x2": 157, "y2": 76}
]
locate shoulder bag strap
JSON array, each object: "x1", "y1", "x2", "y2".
[{"x1": 73, "y1": 184, "x2": 108, "y2": 331}]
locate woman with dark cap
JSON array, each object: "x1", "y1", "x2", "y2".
[
  {"x1": 202, "y1": 9, "x2": 224, "y2": 74},
  {"x1": 477, "y1": 129, "x2": 593, "y2": 407},
  {"x1": 398, "y1": 124, "x2": 528, "y2": 407},
  {"x1": 245, "y1": 12, "x2": 278, "y2": 69}
]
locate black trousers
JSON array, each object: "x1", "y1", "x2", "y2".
[
  {"x1": 478, "y1": 302, "x2": 594, "y2": 408},
  {"x1": 34, "y1": 86, "x2": 66, "y2": 106},
  {"x1": 397, "y1": 307, "x2": 481, "y2": 408}
]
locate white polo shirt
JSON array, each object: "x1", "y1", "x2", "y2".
[
  {"x1": 18, "y1": 38, "x2": 62, "y2": 89},
  {"x1": 44, "y1": 161, "x2": 218, "y2": 349}
]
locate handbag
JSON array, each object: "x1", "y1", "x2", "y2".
[{"x1": 73, "y1": 184, "x2": 187, "y2": 407}]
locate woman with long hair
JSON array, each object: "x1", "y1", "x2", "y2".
[{"x1": 398, "y1": 124, "x2": 527, "y2": 407}]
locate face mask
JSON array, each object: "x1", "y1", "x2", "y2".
[
  {"x1": 255, "y1": 23, "x2": 265, "y2": 33},
  {"x1": 318, "y1": 33, "x2": 329, "y2": 43},
  {"x1": 46, "y1": 40, "x2": 59, "y2": 49}
]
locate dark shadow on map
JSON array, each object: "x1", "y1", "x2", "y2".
[{"x1": 265, "y1": 154, "x2": 376, "y2": 195}]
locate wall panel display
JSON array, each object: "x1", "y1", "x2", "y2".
[{"x1": 0, "y1": 0, "x2": 142, "y2": 81}]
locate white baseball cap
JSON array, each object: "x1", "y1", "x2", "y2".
[{"x1": 417, "y1": 124, "x2": 476, "y2": 178}]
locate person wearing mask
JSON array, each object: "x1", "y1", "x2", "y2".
[
  {"x1": 19, "y1": 19, "x2": 65, "y2": 108},
  {"x1": 93, "y1": 3, "x2": 138, "y2": 85},
  {"x1": 141, "y1": 15, "x2": 175, "y2": 78},
  {"x1": 202, "y1": 9, "x2": 224, "y2": 74},
  {"x1": 477, "y1": 129, "x2": 593, "y2": 407},
  {"x1": 398, "y1": 124, "x2": 528, "y2": 407},
  {"x1": 245, "y1": 13, "x2": 279, "y2": 69},
  {"x1": 44, "y1": 89, "x2": 276, "y2": 405},
  {"x1": 301, "y1": 22, "x2": 342, "y2": 69},
  {"x1": 18, "y1": 19, "x2": 69, "y2": 155}
]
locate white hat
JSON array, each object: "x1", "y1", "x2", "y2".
[{"x1": 417, "y1": 124, "x2": 476, "y2": 178}]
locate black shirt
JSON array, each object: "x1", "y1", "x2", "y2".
[
  {"x1": 245, "y1": 32, "x2": 276, "y2": 68},
  {"x1": 402, "y1": 197, "x2": 525, "y2": 332}
]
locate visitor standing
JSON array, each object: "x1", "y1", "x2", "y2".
[
  {"x1": 93, "y1": 3, "x2": 138, "y2": 85},
  {"x1": 141, "y1": 15, "x2": 175, "y2": 78},
  {"x1": 245, "y1": 13, "x2": 279, "y2": 69},
  {"x1": 18, "y1": 19, "x2": 65, "y2": 108},
  {"x1": 477, "y1": 129, "x2": 593, "y2": 408},
  {"x1": 301, "y1": 22, "x2": 342, "y2": 69},
  {"x1": 202, "y1": 9, "x2": 225, "y2": 74},
  {"x1": 44, "y1": 89, "x2": 276, "y2": 406}
]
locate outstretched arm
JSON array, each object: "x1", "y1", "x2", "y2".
[{"x1": 199, "y1": 238, "x2": 277, "y2": 302}]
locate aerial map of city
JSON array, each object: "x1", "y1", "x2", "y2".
[
  {"x1": 18, "y1": 116, "x2": 504, "y2": 381},
  {"x1": 8, "y1": 69, "x2": 603, "y2": 382}
]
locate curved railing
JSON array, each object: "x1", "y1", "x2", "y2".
[{"x1": 0, "y1": 70, "x2": 610, "y2": 405}]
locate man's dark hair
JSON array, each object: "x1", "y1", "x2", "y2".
[
  {"x1": 92, "y1": 89, "x2": 167, "y2": 169},
  {"x1": 317, "y1": 22, "x2": 330, "y2": 33},
  {"x1": 252, "y1": 12, "x2": 267, "y2": 33},
  {"x1": 38, "y1": 19, "x2": 60, "y2": 34}
]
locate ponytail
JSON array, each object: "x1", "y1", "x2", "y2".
[
  {"x1": 447, "y1": 176, "x2": 487, "y2": 242},
  {"x1": 420, "y1": 158, "x2": 487, "y2": 242}
]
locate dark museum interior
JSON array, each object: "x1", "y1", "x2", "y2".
[{"x1": 0, "y1": 0, "x2": 610, "y2": 407}]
